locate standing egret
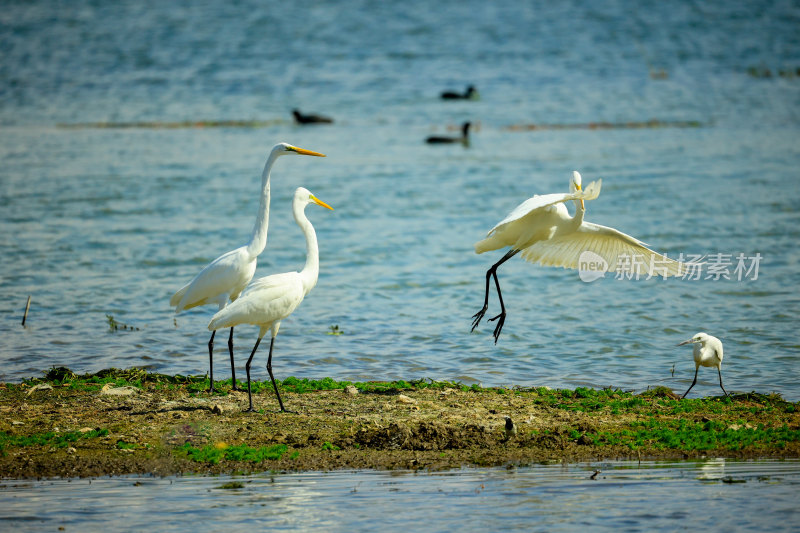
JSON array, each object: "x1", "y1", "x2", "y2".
[
  {"x1": 208, "y1": 187, "x2": 333, "y2": 413},
  {"x1": 171, "y1": 143, "x2": 325, "y2": 392},
  {"x1": 677, "y1": 332, "x2": 729, "y2": 398},
  {"x1": 472, "y1": 171, "x2": 684, "y2": 343}
]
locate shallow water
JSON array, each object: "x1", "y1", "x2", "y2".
[
  {"x1": 1, "y1": 459, "x2": 799, "y2": 532},
  {"x1": 1, "y1": 2, "x2": 799, "y2": 400}
]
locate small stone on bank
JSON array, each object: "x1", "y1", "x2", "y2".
[
  {"x1": 344, "y1": 385, "x2": 358, "y2": 396},
  {"x1": 397, "y1": 394, "x2": 416, "y2": 404},
  {"x1": 100, "y1": 385, "x2": 140, "y2": 396},
  {"x1": 26, "y1": 383, "x2": 53, "y2": 396}
]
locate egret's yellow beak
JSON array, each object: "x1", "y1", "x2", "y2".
[
  {"x1": 289, "y1": 146, "x2": 326, "y2": 157},
  {"x1": 575, "y1": 183, "x2": 585, "y2": 209},
  {"x1": 310, "y1": 195, "x2": 334, "y2": 210}
]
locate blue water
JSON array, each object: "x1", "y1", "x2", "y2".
[
  {"x1": 1, "y1": 2, "x2": 799, "y2": 398},
  {"x1": 1, "y1": 460, "x2": 799, "y2": 531}
]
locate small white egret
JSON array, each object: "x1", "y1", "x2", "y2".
[
  {"x1": 472, "y1": 171, "x2": 684, "y2": 342},
  {"x1": 171, "y1": 143, "x2": 325, "y2": 392},
  {"x1": 208, "y1": 187, "x2": 333, "y2": 413},
  {"x1": 677, "y1": 332, "x2": 728, "y2": 399}
]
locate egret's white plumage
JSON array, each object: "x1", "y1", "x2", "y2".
[
  {"x1": 677, "y1": 332, "x2": 728, "y2": 398},
  {"x1": 208, "y1": 187, "x2": 333, "y2": 412},
  {"x1": 472, "y1": 171, "x2": 685, "y2": 342},
  {"x1": 171, "y1": 143, "x2": 325, "y2": 392}
]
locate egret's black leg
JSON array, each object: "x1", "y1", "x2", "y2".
[
  {"x1": 228, "y1": 327, "x2": 238, "y2": 391},
  {"x1": 266, "y1": 338, "x2": 294, "y2": 413},
  {"x1": 718, "y1": 368, "x2": 729, "y2": 397},
  {"x1": 681, "y1": 367, "x2": 699, "y2": 399},
  {"x1": 472, "y1": 249, "x2": 520, "y2": 341},
  {"x1": 470, "y1": 266, "x2": 493, "y2": 330},
  {"x1": 487, "y1": 259, "x2": 513, "y2": 344},
  {"x1": 243, "y1": 337, "x2": 262, "y2": 413},
  {"x1": 207, "y1": 330, "x2": 216, "y2": 393}
]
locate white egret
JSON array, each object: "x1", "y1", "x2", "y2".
[
  {"x1": 171, "y1": 143, "x2": 325, "y2": 392},
  {"x1": 208, "y1": 187, "x2": 333, "y2": 413},
  {"x1": 472, "y1": 171, "x2": 684, "y2": 343},
  {"x1": 677, "y1": 332, "x2": 728, "y2": 398}
]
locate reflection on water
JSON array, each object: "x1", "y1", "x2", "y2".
[{"x1": 1, "y1": 460, "x2": 798, "y2": 531}]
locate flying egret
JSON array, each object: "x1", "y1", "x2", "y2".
[
  {"x1": 208, "y1": 187, "x2": 333, "y2": 413},
  {"x1": 292, "y1": 109, "x2": 333, "y2": 124},
  {"x1": 472, "y1": 171, "x2": 684, "y2": 343},
  {"x1": 441, "y1": 85, "x2": 479, "y2": 100},
  {"x1": 677, "y1": 332, "x2": 729, "y2": 398},
  {"x1": 171, "y1": 143, "x2": 325, "y2": 392},
  {"x1": 426, "y1": 122, "x2": 471, "y2": 144}
]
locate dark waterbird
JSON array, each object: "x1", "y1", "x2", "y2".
[
  {"x1": 292, "y1": 109, "x2": 333, "y2": 124},
  {"x1": 440, "y1": 85, "x2": 478, "y2": 100},
  {"x1": 425, "y1": 122, "x2": 471, "y2": 145}
]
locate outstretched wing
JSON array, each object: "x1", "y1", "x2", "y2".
[
  {"x1": 520, "y1": 220, "x2": 685, "y2": 277},
  {"x1": 488, "y1": 179, "x2": 602, "y2": 235}
]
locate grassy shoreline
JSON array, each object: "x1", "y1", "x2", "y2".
[{"x1": 1, "y1": 367, "x2": 798, "y2": 478}]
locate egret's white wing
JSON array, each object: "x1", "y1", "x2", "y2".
[
  {"x1": 488, "y1": 179, "x2": 602, "y2": 235},
  {"x1": 520, "y1": 220, "x2": 685, "y2": 277},
  {"x1": 172, "y1": 246, "x2": 255, "y2": 311},
  {"x1": 242, "y1": 271, "x2": 300, "y2": 295},
  {"x1": 208, "y1": 272, "x2": 305, "y2": 330}
]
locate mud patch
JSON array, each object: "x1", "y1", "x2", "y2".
[{"x1": 1, "y1": 369, "x2": 798, "y2": 478}]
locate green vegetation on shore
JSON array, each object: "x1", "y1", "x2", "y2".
[{"x1": 1, "y1": 367, "x2": 798, "y2": 478}]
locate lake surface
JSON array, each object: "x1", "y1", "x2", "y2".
[
  {"x1": 2, "y1": 0, "x2": 798, "y2": 400},
  {"x1": 1, "y1": 459, "x2": 799, "y2": 532}
]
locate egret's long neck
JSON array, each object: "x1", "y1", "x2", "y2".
[
  {"x1": 295, "y1": 202, "x2": 320, "y2": 293},
  {"x1": 246, "y1": 149, "x2": 280, "y2": 258},
  {"x1": 570, "y1": 198, "x2": 585, "y2": 228}
]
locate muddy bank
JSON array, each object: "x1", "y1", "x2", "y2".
[{"x1": 1, "y1": 368, "x2": 798, "y2": 478}]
